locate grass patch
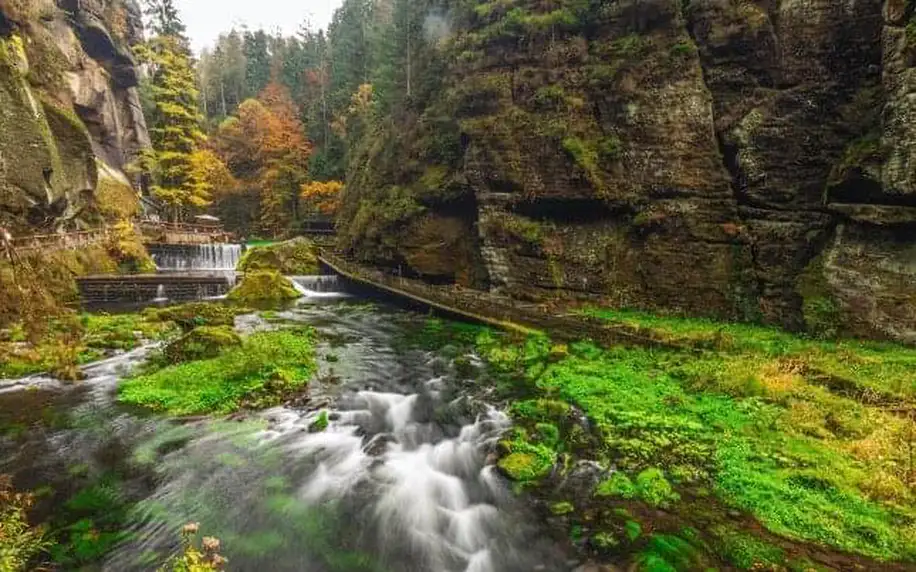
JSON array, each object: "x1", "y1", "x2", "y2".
[
  {"x1": 483, "y1": 309, "x2": 916, "y2": 564},
  {"x1": 119, "y1": 329, "x2": 317, "y2": 416},
  {"x1": 582, "y1": 307, "x2": 916, "y2": 401},
  {"x1": 0, "y1": 312, "x2": 176, "y2": 379}
]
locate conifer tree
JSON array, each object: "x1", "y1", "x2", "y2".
[
  {"x1": 137, "y1": 35, "x2": 207, "y2": 220},
  {"x1": 143, "y1": 0, "x2": 186, "y2": 39}
]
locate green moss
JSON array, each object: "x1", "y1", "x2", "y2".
[
  {"x1": 92, "y1": 173, "x2": 140, "y2": 222},
  {"x1": 227, "y1": 271, "x2": 301, "y2": 305},
  {"x1": 485, "y1": 318, "x2": 916, "y2": 561},
  {"x1": 596, "y1": 472, "x2": 637, "y2": 499},
  {"x1": 497, "y1": 428, "x2": 557, "y2": 483},
  {"x1": 238, "y1": 237, "x2": 318, "y2": 274},
  {"x1": 634, "y1": 533, "x2": 708, "y2": 572},
  {"x1": 163, "y1": 326, "x2": 242, "y2": 364},
  {"x1": 796, "y1": 253, "x2": 842, "y2": 339},
  {"x1": 597, "y1": 469, "x2": 679, "y2": 507},
  {"x1": 669, "y1": 40, "x2": 696, "y2": 58},
  {"x1": 712, "y1": 526, "x2": 786, "y2": 570},
  {"x1": 497, "y1": 450, "x2": 555, "y2": 482},
  {"x1": 610, "y1": 34, "x2": 650, "y2": 57},
  {"x1": 828, "y1": 135, "x2": 884, "y2": 185},
  {"x1": 484, "y1": 212, "x2": 547, "y2": 246},
  {"x1": 310, "y1": 410, "x2": 329, "y2": 432},
  {"x1": 119, "y1": 329, "x2": 317, "y2": 415},
  {"x1": 144, "y1": 302, "x2": 248, "y2": 332},
  {"x1": 550, "y1": 501, "x2": 575, "y2": 515}
]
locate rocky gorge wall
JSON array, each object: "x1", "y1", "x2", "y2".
[
  {"x1": 338, "y1": 0, "x2": 916, "y2": 344},
  {"x1": 0, "y1": 0, "x2": 149, "y2": 233}
]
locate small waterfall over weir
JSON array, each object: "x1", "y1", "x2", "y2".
[
  {"x1": 290, "y1": 275, "x2": 346, "y2": 298},
  {"x1": 149, "y1": 244, "x2": 243, "y2": 272}
]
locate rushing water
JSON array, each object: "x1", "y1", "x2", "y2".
[
  {"x1": 0, "y1": 289, "x2": 572, "y2": 571},
  {"x1": 149, "y1": 244, "x2": 244, "y2": 272}
]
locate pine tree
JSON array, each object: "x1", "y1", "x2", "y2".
[
  {"x1": 136, "y1": 11, "x2": 211, "y2": 221},
  {"x1": 143, "y1": 0, "x2": 186, "y2": 39}
]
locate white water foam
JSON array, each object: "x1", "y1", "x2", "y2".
[
  {"x1": 272, "y1": 386, "x2": 513, "y2": 572},
  {"x1": 289, "y1": 275, "x2": 347, "y2": 299}
]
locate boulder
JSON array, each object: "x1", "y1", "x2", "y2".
[{"x1": 237, "y1": 238, "x2": 319, "y2": 275}]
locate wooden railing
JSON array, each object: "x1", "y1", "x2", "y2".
[
  {"x1": 138, "y1": 221, "x2": 234, "y2": 244},
  {"x1": 7, "y1": 221, "x2": 235, "y2": 256},
  {"x1": 318, "y1": 252, "x2": 691, "y2": 350},
  {"x1": 11, "y1": 228, "x2": 115, "y2": 254}
]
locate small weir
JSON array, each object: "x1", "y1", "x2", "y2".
[
  {"x1": 78, "y1": 244, "x2": 246, "y2": 306},
  {"x1": 149, "y1": 243, "x2": 243, "y2": 272},
  {"x1": 290, "y1": 275, "x2": 346, "y2": 298}
]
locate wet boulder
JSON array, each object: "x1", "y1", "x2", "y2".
[
  {"x1": 227, "y1": 270, "x2": 301, "y2": 306},
  {"x1": 237, "y1": 238, "x2": 318, "y2": 275}
]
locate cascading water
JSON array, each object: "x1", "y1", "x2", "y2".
[
  {"x1": 0, "y1": 300, "x2": 572, "y2": 572},
  {"x1": 290, "y1": 275, "x2": 347, "y2": 299},
  {"x1": 149, "y1": 244, "x2": 243, "y2": 272}
]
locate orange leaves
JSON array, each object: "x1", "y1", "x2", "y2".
[
  {"x1": 256, "y1": 82, "x2": 312, "y2": 164},
  {"x1": 300, "y1": 180, "x2": 344, "y2": 216}
]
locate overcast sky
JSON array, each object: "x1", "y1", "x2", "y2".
[{"x1": 176, "y1": 0, "x2": 344, "y2": 53}]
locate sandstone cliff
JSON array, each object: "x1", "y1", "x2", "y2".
[
  {"x1": 0, "y1": 0, "x2": 149, "y2": 233},
  {"x1": 338, "y1": 0, "x2": 916, "y2": 344}
]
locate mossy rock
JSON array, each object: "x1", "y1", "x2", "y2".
[
  {"x1": 227, "y1": 271, "x2": 301, "y2": 305},
  {"x1": 164, "y1": 326, "x2": 241, "y2": 364},
  {"x1": 237, "y1": 238, "x2": 318, "y2": 274},
  {"x1": 145, "y1": 302, "x2": 246, "y2": 332}
]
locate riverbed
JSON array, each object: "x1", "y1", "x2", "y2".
[{"x1": 0, "y1": 291, "x2": 572, "y2": 571}]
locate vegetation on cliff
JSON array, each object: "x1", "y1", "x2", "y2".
[{"x1": 119, "y1": 328, "x2": 316, "y2": 415}]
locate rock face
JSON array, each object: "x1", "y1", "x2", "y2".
[
  {"x1": 0, "y1": 0, "x2": 149, "y2": 232},
  {"x1": 339, "y1": 0, "x2": 916, "y2": 343}
]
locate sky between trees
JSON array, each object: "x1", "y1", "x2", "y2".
[{"x1": 176, "y1": 0, "x2": 344, "y2": 52}]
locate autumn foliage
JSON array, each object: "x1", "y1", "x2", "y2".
[
  {"x1": 211, "y1": 81, "x2": 313, "y2": 237},
  {"x1": 301, "y1": 181, "x2": 343, "y2": 217}
]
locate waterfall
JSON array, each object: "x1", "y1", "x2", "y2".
[
  {"x1": 149, "y1": 244, "x2": 243, "y2": 272},
  {"x1": 290, "y1": 275, "x2": 346, "y2": 298}
]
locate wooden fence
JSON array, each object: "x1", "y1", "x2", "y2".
[
  {"x1": 11, "y1": 228, "x2": 115, "y2": 254},
  {"x1": 7, "y1": 222, "x2": 234, "y2": 256}
]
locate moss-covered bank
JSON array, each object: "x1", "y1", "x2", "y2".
[
  {"x1": 119, "y1": 328, "x2": 317, "y2": 416},
  {"x1": 464, "y1": 311, "x2": 916, "y2": 570}
]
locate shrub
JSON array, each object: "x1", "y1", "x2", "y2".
[
  {"x1": 0, "y1": 475, "x2": 49, "y2": 571},
  {"x1": 159, "y1": 523, "x2": 226, "y2": 571},
  {"x1": 163, "y1": 326, "x2": 242, "y2": 364},
  {"x1": 145, "y1": 302, "x2": 246, "y2": 332}
]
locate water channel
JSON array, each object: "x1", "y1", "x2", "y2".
[{"x1": 0, "y1": 284, "x2": 574, "y2": 571}]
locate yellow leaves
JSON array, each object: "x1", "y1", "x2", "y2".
[
  {"x1": 349, "y1": 83, "x2": 375, "y2": 115},
  {"x1": 300, "y1": 180, "x2": 344, "y2": 216},
  {"x1": 188, "y1": 148, "x2": 236, "y2": 206}
]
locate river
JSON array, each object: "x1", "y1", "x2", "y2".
[{"x1": 0, "y1": 287, "x2": 574, "y2": 571}]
